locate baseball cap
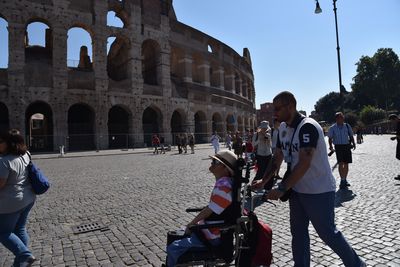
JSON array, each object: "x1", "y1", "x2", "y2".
[{"x1": 209, "y1": 150, "x2": 237, "y2": 176}]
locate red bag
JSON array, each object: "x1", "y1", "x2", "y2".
[{"x1": 251, "y1": 220, "x2": 273, "y2": 266}]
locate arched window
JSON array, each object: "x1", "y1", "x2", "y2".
[
  {"x1": 0, "y1": 17, "x2": 8, "y2": 68},
  {"x1": 67, "y1": 27, "x2": 93, "y2": 69},
  {"x1": 107, "y1": 11, "x2": 125, "y2": 28},
  {"x1": 107, "y1": 36, "x2": 130, "y2": 81},
  {"x1": 25, "y1": 21, "x2": 52, "y2": 63},
  {"x1": 142, "y1": 40, "x2": 160, "y2": 85}
]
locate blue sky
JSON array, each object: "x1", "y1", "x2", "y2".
[
  {"x1": 1, "y1": 1, "x2": 399, "y2": 114},
  {"x1": 173, "y1": 0, "x2": 400, "y2": 114}
]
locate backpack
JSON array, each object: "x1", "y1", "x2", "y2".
[{"x1": 238, "y1": 212, "x2": 273, "y2": 266}]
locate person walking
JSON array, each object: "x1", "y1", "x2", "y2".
[
  {"x1": 252, "y1": 121, "x2": 273, "y2": 189},
  {"x1": 0, "y1": 129, "x2": 36, "y2": 267},
  {"x1": 210, "y1": 131, "x2": 220, "y2": 154},
  {"x1": 327, "y1": 112, "x2": 356, "y2": 189},
  {"x1": 389, "y1": 114, "x2": 400, "y2": 180},
  {"x1": 252, "y1": 91, "x2": 365, "y2": 267},
  {"x1": 188, "y1": 133, "x2": 195, "y2": 154},
  {"x1": 225, "y1": 132, "x2": 232, "y2": 151},
  {"x1": 152, "y1": 134, "x2": 160, "y2": 154}
]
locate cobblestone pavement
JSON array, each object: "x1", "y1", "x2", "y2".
[{"x1": 1, "y1": 136, "x2": 399, "y2": 266}]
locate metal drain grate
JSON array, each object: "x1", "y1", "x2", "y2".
[{"x1": 72, "y1": 222, "x2": 108, "y2": 234}]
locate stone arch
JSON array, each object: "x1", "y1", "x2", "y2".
[
  {"x1": 142, "y1": 39, "x2": 161, "y2": 85},
  {"x1": 107, "y1": 35, "x2": 131, "y2": 81},
  {"x1": 241, "y1": 77, "x2": 247, "y2": 98},
  {"x1": 194, "y1": 111, "x2": 207, "y2": 144},
  {"x1": 171, "y1": 109, "x2": 186, "y2": 134},
  {"x1": 192, "y1": 52, "x2": 203, "y2": 83},
  {"x1": 107, "y1": 10, "x2": 125, "y2": 28},
  {"x1": 108, "y1": 2, "x2": 129, "y2": 26},
  {"x1": 0, "y1": 102, "x2": 9, "y2": 132},
  {"x1": 224, "y1": 67, "x2": 233, "y2": 92},
  {"x1": 212, "y1": 112, "x2": 223, "y2": 135},
  {"x1": 226, "y1": 114, "x2": 235, "y2": 133},
  {"x1": 24, "y1": 20, "x2": 53, "y2": 87},
  {"x1": 209, "y1": 60, "x2": 220, "y2": 88},
  {"x1": 170, "y1": 46, "x2": 185, "y2": 78},
  {"x1": 0, "y1": 17, "x2": 8, "y2": 69},
  {"x1": 142, "y1": 105, "x2": 163, "y2": 146},
  {"x1": 234, "y1": 72, "x2": 241, "y2": 95},
  {"x1": 25, "y1": 101, "x2": 53, "y2": 152},
  {"x1": 68, "y1": 103, "x2": 95, "y2": 151},
  {"x1": 67, "y1": 26, "x2": 93, "y2": 69},
  {"x1": 108, "y1": 105, "x2": 132, "y2": 149}
]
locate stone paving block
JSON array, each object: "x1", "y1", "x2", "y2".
[{"x1": 1, "y1": 136, "x2": 399, "y2": 266}]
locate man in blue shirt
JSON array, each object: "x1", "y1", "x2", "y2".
[{"x1": 328, "y1": 112, "x2": 356, "y2": 189}]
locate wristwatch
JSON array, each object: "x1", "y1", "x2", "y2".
[{"x1": 277, "y1": 182, "x2": 287, "y2": 193}]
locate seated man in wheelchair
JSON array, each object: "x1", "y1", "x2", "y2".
[{"x1": 166, "y1": 150, "x2": 238, "y2": 267}]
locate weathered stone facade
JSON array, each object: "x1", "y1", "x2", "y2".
[{"x1": 0, "y1": 0, "x2": 256, "y2": 151}]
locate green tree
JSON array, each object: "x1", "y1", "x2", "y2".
[
  {"x1": 351, "y1": 48, "x2": 400, "y2": 112},
  {"x1": 314, "y1": 92, "x2": 341, "y2": 123},
  {"x1": 359, "y1": 105, "x2": 386, "y2": 125}
]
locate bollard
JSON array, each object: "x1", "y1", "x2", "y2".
[{"x1": 59, "y1": 145, "x2": 65, "y2": 157}]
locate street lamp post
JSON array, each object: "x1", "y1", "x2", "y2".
[{"x1": 315, "y1": 0, "x2": 345, "y2": 109}]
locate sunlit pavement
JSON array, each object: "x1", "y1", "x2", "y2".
[{"x1": 1, "y1": 136, "x2": 399, "y2": 266}]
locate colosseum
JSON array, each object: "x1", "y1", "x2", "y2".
[{"x1": 0, "y1": 0, "x2": 256, "y2": 152}]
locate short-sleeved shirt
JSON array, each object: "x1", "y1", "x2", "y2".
[
  {"x1": 0, "y1": 153, "x2": 36, "y2": 214},
  {"x1": 328, "y1": 123, "x2": 353, "y2": 145},
  {"x1": 201, "y1": 176, "x2": 233, "y2": 240},
  {"x1": 277, "y1": 114, "x2": 336, "y2": 194}
]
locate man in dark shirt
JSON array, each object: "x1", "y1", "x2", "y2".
[{"x1": 389, "y1": 114, "x2": 400, "y2": 180}]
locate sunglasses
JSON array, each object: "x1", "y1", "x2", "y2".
[{"x1": 211, "y1": 158, "x2": 222, "y2": 166}]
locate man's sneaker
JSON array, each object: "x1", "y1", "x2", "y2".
[{"x1": 345, "y1": 180, "x2": 351, "y2": 186}]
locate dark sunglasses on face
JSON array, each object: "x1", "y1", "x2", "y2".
[{"x1": 211, "y1": 158, "x2": 222, "y2": 166}]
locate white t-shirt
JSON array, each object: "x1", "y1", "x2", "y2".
[{"x1": 277, "y1": 116, "x2": 336, "y2": 194}]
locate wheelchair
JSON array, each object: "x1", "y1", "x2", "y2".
[{"x1": 163, "y1": 158, "x2": 273, "y2": 267}]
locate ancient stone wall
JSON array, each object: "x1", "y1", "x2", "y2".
[{"x1": 0, "y1": 0, "x2": 256, "y2": 151}]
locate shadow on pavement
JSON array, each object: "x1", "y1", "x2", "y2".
[{"x1": 335, "y1": 188, "x2": 357, "y2": 207}]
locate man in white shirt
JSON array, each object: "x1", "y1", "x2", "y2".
[{"x1": 252, "y1": 91, "x2": 365, "y2": 267}]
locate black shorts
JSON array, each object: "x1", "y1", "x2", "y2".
[{"x1": 335, "y1": 144, "x2": 352, "y2": 163}]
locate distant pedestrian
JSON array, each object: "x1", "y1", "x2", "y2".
[
  {"x1": 0, "y1": 129, "x2": 37, "y2": 267},
  {"x1": 159, "y1": 135, "x2": 166, "y2": 154},
  {"x1": 252, "y1": 121, "x2": 273, "y2": 189},
  {"x1": 152, "y1": 134, "x2": 160, "y2": 154},
  {"x1": 328, "y1": 112, "x2": 356, "y2": 189},
  {"x1": 181, "y1": 133, "x2": 188, "y2": 154},
  {"x1": 225, "y1": 132, "x2": 232, "y2": 151},
  {"x1": 389, "y1": 114, "x2": 400, "y2": 180},
  {"x1": 210, "y1": 132, "x2": 220, "y2": 154},
  {"x1": 232, "y1": 132, "x2": 244, "y2": 158},
  {"x1": 175, "y1": 134, "x2": 182, "y2": 154},
  {"x1": 188, "y1": 134, "x2": 195, "y2": 154}
]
